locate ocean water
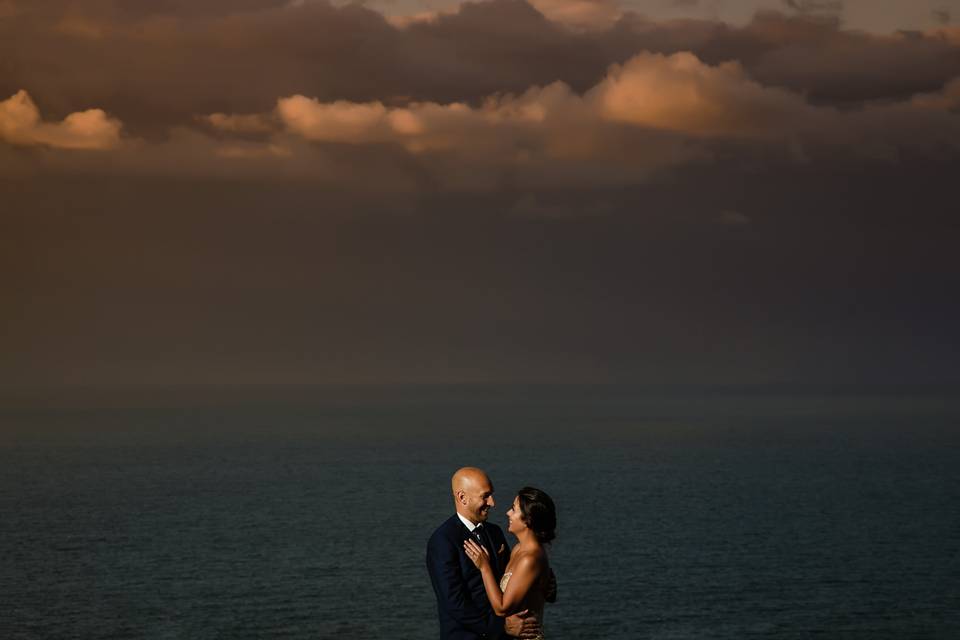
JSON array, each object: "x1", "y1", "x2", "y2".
[{"x1": 1, "y1": 386, "x2": 959, "y2": 639}]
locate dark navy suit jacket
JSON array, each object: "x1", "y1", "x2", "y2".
[{"x1": 427, "y1": 515, "x2": 511, "y2": 640}]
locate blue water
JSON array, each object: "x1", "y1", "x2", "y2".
[{"x1": 2, "y1": 386, "x2": 959, "y2": 638}]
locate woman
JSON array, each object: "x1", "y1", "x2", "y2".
[{"x1": 463, "y1": 486, "x2": 556, "y2": 639}]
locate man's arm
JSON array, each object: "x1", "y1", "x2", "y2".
[
  {"x1": 504, "y1": 611, "x2": 542, "y2": 639},
  {"x1": 426, "y1": 534, "x2": 506, "y2": 638}
]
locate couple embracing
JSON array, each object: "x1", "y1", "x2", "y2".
[{"x1": 426, "y1": 467, "x2": 557, "y2": 640}]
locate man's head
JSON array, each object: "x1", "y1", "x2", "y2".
[{"x1": 451, "y1": 467, "x2": 495, "y2": 524}]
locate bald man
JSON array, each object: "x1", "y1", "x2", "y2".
[{"x1": 426, "y1": 467, "x2": 542, "y2": 640}]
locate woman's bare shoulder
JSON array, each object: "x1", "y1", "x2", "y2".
[{"x1": 512, "y1": 546, "x2": 548, "y2": 570}]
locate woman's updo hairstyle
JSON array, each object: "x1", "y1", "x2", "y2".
[{"x1": 516, "y1": 486, "x2": 557, "y2": 544}]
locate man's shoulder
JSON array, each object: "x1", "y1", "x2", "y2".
[{"x1": 428, "y1": 515, "x2": 462, "y2": 545}]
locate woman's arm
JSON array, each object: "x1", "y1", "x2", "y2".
[{"x1": 464, "y1": 540, "x2": 542, "y2": 616}]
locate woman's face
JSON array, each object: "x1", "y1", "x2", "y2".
[{"x1": 506, "y1": 496, "x2": 526, "y2": 535}]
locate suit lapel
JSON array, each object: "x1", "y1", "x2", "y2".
[
  {"x1": 479, "y1": 526, "x2": 500, "y2": 576},
  {"x1": 456, "y1": 518, "x2": 479, "y2": 569},
  {"x1": 457, "y1": 517, "x2": 501, "y2": 576}
]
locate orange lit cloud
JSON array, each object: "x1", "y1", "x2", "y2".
[
  {"x1": 0, "y1": 90, "x2": 122, "y2": 150},
  {"x1": 924, "y1": 25, "x2": 960, "y2": 46},
  {"x1": 266, "y1": 51, "x2": 816, "y2": 152},
  {"x1": 527, "y1": 0, "x2": 622, "y2": 30},
  {"x1": 163, "y1": 50, "x2": 955, "y2": 191},
  {"x1": 277, "y1": 97, "x2": 392, "y2": 143},
  {"x1": 6, "y1": 49, "x2": 958, "y2": 192},
  {"x1": 587, "y1": 52, "x2": 814, "y2": 135},
  {"x1": 6, "y1": 1, "x2": 960, "y2": 137},
  {"x1": 910, "y1": 77, "x2": 960, "y2": 111}
]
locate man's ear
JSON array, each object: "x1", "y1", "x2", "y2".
[{"x1": 455, "y1": 490, "x2": 465, "y2": 504}]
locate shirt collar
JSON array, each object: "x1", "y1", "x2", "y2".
[{"x1": 457, "y1": 512, "x2": 481, "y2": 532}]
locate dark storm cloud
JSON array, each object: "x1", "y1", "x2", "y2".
[
  {"x1": 614, "y1": 11, "x2": 960, "y2": 106},
  {"x1": 0, "y1": 1, "x2": 405, "y2": 135},
  {"x1": 3, "y1": 0, "x2": 960, "y2": 194},
  {"x1": 3, "y1": 0, "x2": 960, "y2": 138},
  {"x1": 781, "y1": 0, "x2": 843, "y2": 19},
  {"x1": 6, "y1": 48, "x2": 960, "y2": 197}
]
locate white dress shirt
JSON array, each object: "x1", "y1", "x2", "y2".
[{"x1": 457, "y1": 512, "x2": 481, "y2": 532}]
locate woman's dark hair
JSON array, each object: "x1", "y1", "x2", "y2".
[{"x1": 516, "y1": 487, "x2": 557, "y2": 544}]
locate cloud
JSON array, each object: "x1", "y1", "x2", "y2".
[
  {"x1": 909, "y1": 76, "x2": 960, "y2": 110},
  {"x1": 527, "y1": 0, "x2": 622, "y2": 31},
  {"x1": 5, "y1": 0, "x2": 960, "y2": 138},
  {"x1": 927, "y1": 25, "x2": 960, "y2": 45},
  {"x1": 6, "y1": 45, "x2": 960, "y2": 192},
  {"x1": 214, "y1": 141, "x2": 292, "y2": 158},
  {"x1": 781, "y1": 0, "x2": 843, "y2": 19},
  {"x1": 260, "y1": 50, "x2": 828, "y2": 154},
  {"x1": 201, "y1": 112, "x2": 277, "y2": 134},
  {"x1": 277, "y1": 97, "x2": 392, "y2": 143},
  {"x1": 3, "y1": 2, "x2": 960, "y2": 195},
  {"x1": 387, "y1": 10, "x2": 453, "y2": 29},
  {"x1": 0, "y1": 0, "x2": 20, "y2": 19},
  {"x1": 266, "y1": 57, "x2": 726, "y2": 177},
  {"x1": 165, "y1": 50, "x2": 959, "y2": 192},
  {"x1": 5, "y1": 43, "x2": 960, "y2": 193},
  {"x1": 731, "y1": 14, "x2": 960, "y2": 104},
  {"x1": 588, "y1": 51, "x2": 813, "y2": 135},
  {"x1": 386, "y1": 0, "x2": 623, "y2": 32},
  {"x1": 0, "y1": 90, "x2": 122, "y2": 150}
]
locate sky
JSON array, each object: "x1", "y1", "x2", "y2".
[
  {"x1": 376, "y1": 0, "x2": 956, "y2": 33},
  {"x1": 2, "y1": 0, "x2": 959, "y2": 389}
]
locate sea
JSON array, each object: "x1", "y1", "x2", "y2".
[{"x1": 1, "y1": 385, "x2": 958, "y2": 639}]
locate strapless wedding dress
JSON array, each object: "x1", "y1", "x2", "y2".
[{"x1": 500, "y1": 572, "x2": 546, "y2": 640}]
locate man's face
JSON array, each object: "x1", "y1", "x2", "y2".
[{"x1": 461, "y1": 477, "x2": 495, "y2": 524}]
